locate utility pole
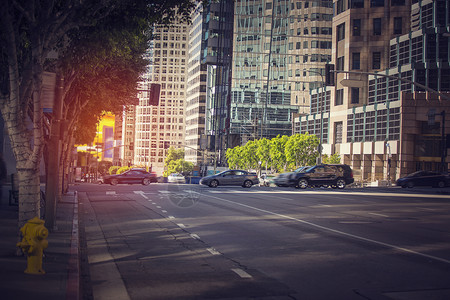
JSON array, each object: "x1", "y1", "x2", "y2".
[{"x1": 45, "y1": 72, "x2": 63, "y2": 230}]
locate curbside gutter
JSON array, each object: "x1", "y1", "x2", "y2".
[{"x1": 66, "y1": 191, "x2": 80, "y2": 300}]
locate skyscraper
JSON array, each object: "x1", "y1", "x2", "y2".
[
  {"x1": 185, "y1": 1, "x2": 234, "y2": 168},
  {"x1": 231, "y1": 0, "x2": 333, "y2": 146},
  {"x1": 134, "y1": 22, "x2": 190, "y2": 175}
]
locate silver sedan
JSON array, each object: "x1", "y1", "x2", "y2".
[{"x1": 199, "y1": 170, "x2": 259, "y2": 188}]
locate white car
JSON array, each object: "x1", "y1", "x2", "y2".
[{"x1": 168, "y1": 173, "x2": 185, "y2": 183}]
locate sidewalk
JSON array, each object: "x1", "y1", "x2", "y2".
[{"x1": 0, "y1": 187, "x2": 79, "y2": 300}]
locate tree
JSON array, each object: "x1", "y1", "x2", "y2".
[
  {"x1": 270, "y1": 135, "x2": 289, "y2": 172},
  {"x1": 285, "y1": 133, "x2": 319, "y2": 169},
  {"x1": 163, "y1": 147, "x2": 193, "y2": 176},
  {"x1": 0, "y1": 0, "x2": 202, "y2": 231},
  {"x1": 256, "y1": 138, "x2": 272, "y2": 172},
  {"x1": 166, "y1": 159, "x2": 194, "y2": 176},
  {"x1": 322, "y1": 153, "x2": 341, "y2": 164}
]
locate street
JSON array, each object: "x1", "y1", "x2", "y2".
[{"x1": 75, "y1": 183, "x2": 450, "y2": 300}]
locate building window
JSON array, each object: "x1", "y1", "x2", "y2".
[
  {"x1": 337, "y1": 23, "x2": 345, "y2": 41},
  {"x1": 336, "y1": 0, "x2": 345, "y2": 14},
  {"x1": 335, "y1": 122, "x2": 343, "y2": 144},
  {"x1": 394, "y1": 17, "x2": 402, "y2": 35},
  {"x1": 370, "y1": 0, "x2": 384, "y2": 7},
  {"x1": 353, "y1": 19, "x2": 361, "y2": 36},
  {"x1": 372, "y1": 52, "x2": 381, "y2": 69},
  {"x1": 351, "y1": 88, "x2": 359, "y2": 104},
  {"x1": 391, "y1": 0, "x2": 405, "y2": 5},
  {"x1": 349, "y1": 0, "x2": 364, "y2": 8},
  {"x1": 352, "y1": 52, "x2": 360, "y2": 70},
  {"x1": 336, "y1": 56, "x2": 345, "y2": 71},
  {"x1": 373, "y1": 18, "x2": 381, "y2": 35},
  {"x1": 335, "y1": 89, "x2": 344, "y2": 106}
]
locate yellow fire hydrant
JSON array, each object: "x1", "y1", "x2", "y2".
[{"x1": 17, "y1": 217, "x2": 49, "y2": 275}]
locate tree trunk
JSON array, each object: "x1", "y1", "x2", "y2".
[{"x1": 17, "y1": 168, "x2": 41, "y2": 227}]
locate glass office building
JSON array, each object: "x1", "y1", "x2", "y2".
[{"x1": 231, "y1": 0, "x2": 333, "y2": 145}]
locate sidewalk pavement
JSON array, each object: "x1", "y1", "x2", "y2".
[{"x1": 0, "y1": 186, "x2": 79, "y2": 300}]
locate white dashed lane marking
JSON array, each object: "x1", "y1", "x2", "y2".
[{"x1": 232, "y1": 268, "x2": 252, "y2": 278}]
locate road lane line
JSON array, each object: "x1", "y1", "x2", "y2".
[
  {"x1": 369, "y1": 212, "x2": 389, "y2": 217},
  {"x1": 207, "y1": 248, "x2": 221, "y2": 255},
  {"x1": 106, "y1": 191, "x2": 116, "y2": 195},
  {"x1": 232, "y1": 268, "x2": 252, "y2": 278},
  {"x1": 162, "y1": 210, "x2": 167, "y2": 213},
  {"x1": 168, "y1": 216, "x2": 175, "y2": 219},
  {"x1": 177, "y1": 223, "x2": 186, "y2": 228},
  {"x1": 205, "y1": 194, "x2": 450, "y2": 265},
  {"x1": 190, "y1": 233, "x2": 200, "y2": 240}
]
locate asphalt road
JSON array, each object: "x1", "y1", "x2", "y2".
[{"x1": 74, "y1": 183, "x2": 450, "y2": 300}]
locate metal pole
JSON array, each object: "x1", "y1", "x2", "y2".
[
  {"x1": 45, "y1": 72, "x2": 63, "y2": 230},
  {"x1": 441, "y1": 111, "x2": 446, "y2": 173},
  {"x1": 263, "y1": 0, "x2": 276, "y2": 139},
  {"x1": 307, "y1": 69, "x2": 325, "y2": 164}
]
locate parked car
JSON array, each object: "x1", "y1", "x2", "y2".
[
  {"x1": 259, "y1": 174, "x2": 276, "y2": 187},
  {"x1": 289, "y1": 164, "x2": 354, "y2": 189},
  {"x1": 274, "y1": 166, "x2": 310, "y2": 187},
  {"x1": 102, "y1": 169, "x2": 157, "y2": 186},
  {"x1": 200, "y1": 170, "x2": 259, "y2": 188},
  {"x1": 396, "y1": 171, "x2": 450, "y2": 188},
  {"x1": 168, "y1": 173, "x2": 186, "y2": 183}
]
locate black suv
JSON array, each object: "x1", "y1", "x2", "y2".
[{"x1": 290, "y1": 164, "x2": 354, "y2": 189}]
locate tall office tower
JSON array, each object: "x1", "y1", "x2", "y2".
[
  {"x1": 120, "y1": 105, "x2": 136, "y2": 167},
  {"x1": 231, "y1": 0, "x2": 333, "y2": 145},
  {"x1": 134, "y1": 23, "x2": 190, "y2": 175},
  {"x1": 186, "y1": 1, "x2": 234, "y2": 167}
]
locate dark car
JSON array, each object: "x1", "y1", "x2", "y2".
[
  {"x1": 274, "y1": 166, "x2": 310, "y2": 187},
  {"x1": 103, "y1": 169, "x2": 157, "y2": 186},
  {"x1": 199, "y1": 170, "x2": 259, "y2": 188},
  {"x1": 290, "y1": 164, "x2": 354, "y2": 189},
  {"x1": 396, "y1": 171, "x2": 450, "y2": 188}
]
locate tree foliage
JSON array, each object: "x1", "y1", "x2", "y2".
[
  {"x1": 322, "y1": 153, "x2": 341, "y2": 164},
  {"x1": 163, "y1": 147, "x2": 193, "y2": 176},
  {"x1": 225, "y1": 134, "x2": 323, "y2": 173}
]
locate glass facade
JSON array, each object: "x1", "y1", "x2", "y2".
[{"x1": 231, "y1": 0, "x2": 332, "y2": 143}]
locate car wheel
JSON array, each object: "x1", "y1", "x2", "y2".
[
  {"x1": 209, "y1": 180, "x2": 218, "y2": 188},
  {"x1": 142, "y1": 178, "x2": 150, "y2": 186},
  {"x1": 407, "y1": 181, "x2": 414, "y2": 188},
  {"x1": 401, "y1": 184, "x2": 407, "y2": 188},
  {"x1": 437, "y1": 180, "x2": 445, "y2": 188},
  {"x1": 243, "y1": 180, "x2": 253, "y2": 188},
  {"x1": 297, "y1": 178, "x2": 308, "y2": 189},
  {"x1": 110, "y1": 179, "x2": 118, "y2": 186},
  {"x1": 336, "y1": 178, "x2": 346, "y2": 189}
]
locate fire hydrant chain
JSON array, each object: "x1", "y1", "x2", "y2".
[{"x1": 17, "y1": 217, "x2": 49, "y2": 275}]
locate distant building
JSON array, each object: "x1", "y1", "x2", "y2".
[
  {"x1": 134, "y1": 22, "x2": 190, "y2": 175},
  {"x1": 120, "y1": 105, "x2": 136, "y2": 167}
]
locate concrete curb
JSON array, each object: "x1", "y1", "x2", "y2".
[{"x1": 66, "y1": 191, "x2": 80, "y2": 300}]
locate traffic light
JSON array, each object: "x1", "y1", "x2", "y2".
[
  {"x1": 325, "y1": 64, "x2": 335, "y2": 86},
  {"x1": 149, "y1": 83, "x2": 161, "y2": 106}
]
